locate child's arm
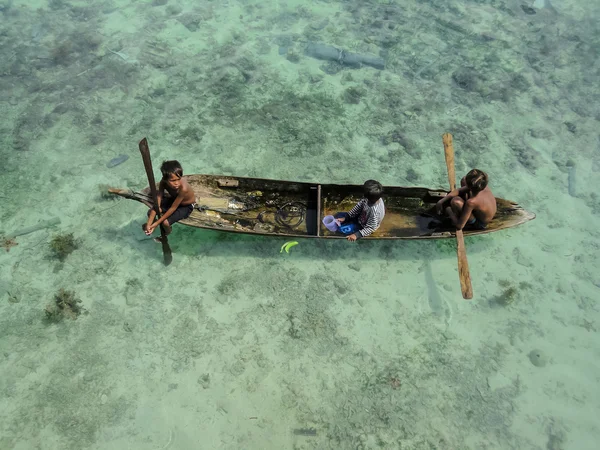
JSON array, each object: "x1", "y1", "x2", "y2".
[
  {"x1": 350, "y1": 206, "x2": 384, "y2": 240},
  {"x1": 356, "y1": 214, "x2": 379, "y2": 238},
  {"x1": 436, "y1": 186, "x2": 468, "y2": 214},
  {"x1": 347, "y1": 199, "x2": 365, "y2": 218},
  {"x1": 152, "y1": 187, "x2": 186, "y2": 226},
  {"x1": 338, "y1": 199, "x2": 364, "y2": 224},
  {"x1": 451, "y1": 199, "x2": 475, "y2": 230},
  {"x1": 146, "y1": 182, "x2": 165, "y2": 226}
]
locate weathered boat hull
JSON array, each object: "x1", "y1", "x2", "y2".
[{"x1": 109, "y1": 175, "x2": 535, "y2": 239}]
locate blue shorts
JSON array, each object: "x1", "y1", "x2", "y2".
[
  {"x1": 467, "y1": 217, "x2": 487, "y2": 230},
  {"x1": 147, "y1": 197, "x2": 194, "y2": 224},
  {"x1": 334, "y1": 212, "x2": 362, "y2": 236}
]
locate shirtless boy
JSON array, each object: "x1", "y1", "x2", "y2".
[
  {"x1": 143, "y1": 160, "x2": 196, "y2": 237},
  {"x1": 435, "y1": 169, "x2": 496, "y2": 230}
]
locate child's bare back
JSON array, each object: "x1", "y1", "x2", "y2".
[
  {"x1": 436, "y1": 169, "x2": 496, "y2": 230},
  {"x1": 460, "y1": 177, "x2": 496, "y2": 224}
]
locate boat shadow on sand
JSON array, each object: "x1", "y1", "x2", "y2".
[{"x1": 113, "y1": 219, "x2": 499, "y2": 263}]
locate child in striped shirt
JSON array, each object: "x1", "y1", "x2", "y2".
[{"x1": 336, "y1": 180, "x2": 385, "y2": 241}]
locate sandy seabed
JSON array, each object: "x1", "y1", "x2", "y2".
[{"x1": 1, "y1": 0, "x2": 599, "y2": 448}]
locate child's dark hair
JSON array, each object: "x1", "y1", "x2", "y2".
[
  {"x1": 465, "y1": 169, "x2": 488, "y2": 195},
  {"x1": 364, "y1": 179, "x2": 383, "y2": 203},
  {"x1": 161, "y1": 160, "x2": 183, "y2": 179}
]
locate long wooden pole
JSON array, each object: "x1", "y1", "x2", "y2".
[
  {"x1": 139, "y1": 138, "x2": 173, "y2": 266},
  {"x1": 442, "y1": 133, "x2": 473, "y2": 299}
]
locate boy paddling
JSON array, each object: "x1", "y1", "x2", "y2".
[
  {"x1": 143, "y1": 160, "x2": 196, "y2": 238},
  {"x1": 435, "y1": 169, "x2": 496, "y2": 230}
]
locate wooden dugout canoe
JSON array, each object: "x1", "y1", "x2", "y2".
[{"x1": 109, "y1": 174, "x2": 535, "y2": 239}]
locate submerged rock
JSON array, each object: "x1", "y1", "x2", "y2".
[
  {"x1": 528, "y1": 349, "x2": 547, "y2": 367},
  {"x1": 106, "y1": 154, "x2": 129, "y2": 168}
]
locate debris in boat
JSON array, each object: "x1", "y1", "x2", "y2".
[
  {"x1": 253, "y1": 222, "x2": 274, "y2": 233},
  {"x1": 106, "y1": 154, "x2": 129, "y2": 168},
  {"x1": 293, "y1": 428, "x2": 317, "y2": 436},
  {"x1": 280, "y1": 241, "x2": 299, "y2": 254},
  {"x1": 217, "y1": 178, "x2": 239, "y2": 188},
  {"x1": 44, "y1": 288, "x2": 83, "y2": 322},
  {"x1": 228, "y1": 199, "x2": 246, "y2": 210}
]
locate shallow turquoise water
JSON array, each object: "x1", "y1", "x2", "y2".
[{"x1": 1, "y1": 0, "x2": 599, "y2": 449}]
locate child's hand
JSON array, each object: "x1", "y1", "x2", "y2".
[
  {"x1": 346, "y1": 234, "x2": 358, "y2": 242},
  {"x1": 337, "y1": 217, "x2": 346, "y2": 223},
  {"x1": 145, "y1": 223, "x2": 156, "y2": 235}
]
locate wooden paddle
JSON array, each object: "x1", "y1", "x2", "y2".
[
  {"x1": 442, "y1": 133, "x2": 473, "y2": 299},
  {"x1": 138, "y1": 137, "x2": 173, "y2": 266}
]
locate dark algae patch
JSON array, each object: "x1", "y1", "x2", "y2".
[{"x1": 293, "y1": 428, "x2": 317, "y2": 436}]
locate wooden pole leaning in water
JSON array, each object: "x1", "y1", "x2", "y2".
[
  {"x1": 139, "y1": 137, "x2": 173, "y2": 266},
  {"x1": 442, "y1": 133, "x2": 473, "y2": 299}
]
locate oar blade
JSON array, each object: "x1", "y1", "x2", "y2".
[
  {"x1": 160, "y1": 233, "x2": 173, "y2": 265},
  {"x1": 455, "y1": 230, "x2": 473, "y2": 299}
]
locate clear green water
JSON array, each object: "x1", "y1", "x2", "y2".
[{"x1": 1, "y1": 0, "x2": 599, "y2": 448}]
